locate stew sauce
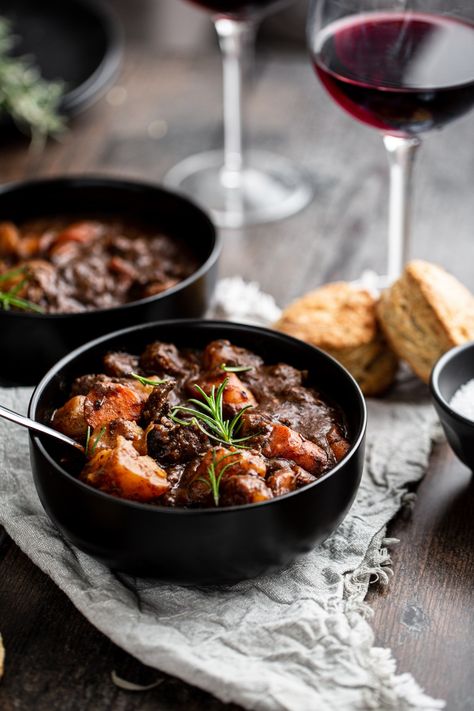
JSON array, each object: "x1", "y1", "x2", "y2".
[
  {"x1": 51, "y1": 339, "x2": 351, "y2": 508},
  {"x1": 0, "y1": 217, "x2": 199, "y2": 312}
]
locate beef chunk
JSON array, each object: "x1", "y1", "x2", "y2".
[
  {"x1": 219, "y1": 475, "x2": 272, "y2": 507},
  {"x1": 202, "y1": 339, "x2": 263, "y2": 371},
  {"x1": 139, "y1": 341, "x2": 187, "y2": 376},
  {"x1": 141, "y1": 380, "x2": 176, "y2": 424},
  {"x1": 146, "y1": 417, "x2": 209, "y2": 464},
  {"x1": 266, "y1": 460, "x2": 317, "y2": 496},
  {"x1": 247, "y1": 363, "x2": 306, "y2": 400},
  {"x1": 71, "y1": 373, "x2": 112, "y2": 396},
  {"x1": 103, "y1": 351, "x2": 139, "y2": 377}
]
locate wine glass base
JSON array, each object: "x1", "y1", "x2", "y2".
[{"x1": 163, "y1": 149, "x2": 313, "y2": 228}]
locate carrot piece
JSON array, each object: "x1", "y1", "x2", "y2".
[
  {"x1": 263, "y1": 423, "x2": 328, "y2": 475},
  {"x1": 84, "y1": 382, "x2": 143, "y2": 429}
]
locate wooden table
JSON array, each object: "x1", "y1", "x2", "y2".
[{"x1": 0, "y1": 2, "x2": 473, "y2": 709}]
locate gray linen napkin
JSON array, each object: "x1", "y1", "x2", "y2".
[{"x1": 0, "y1": 279, "x2": 446, "y2": 710}]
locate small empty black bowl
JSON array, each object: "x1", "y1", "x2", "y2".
[
  {"x1": 430, "y1": 341, "x2": 474, "y2": 471},
  {"x1": 28, "y1": 319, "x2": 367, "y2": 585},
  {"x1": 0, "y1": 176, "x2": 220, "y2": 384}
]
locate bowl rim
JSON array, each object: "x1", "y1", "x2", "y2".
[
  {"x1": 430, "y1": 341, "x2": 474, "y2": 428},
  {"x1": 29, "y1": 319, "x2": 368, "y2": 516},
  {"x1": 59, "y1": 0, "x2": 124, "y2": 115},
  {"x1": 0, "y1": 174, "x2": 221, "y2": 320}
]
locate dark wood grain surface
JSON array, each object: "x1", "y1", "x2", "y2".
[{"x1": 0, "y1": 1, "x2": 473, "y2": 708}]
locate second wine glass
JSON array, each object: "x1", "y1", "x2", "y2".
[
  {"x1": 164, "y1": 0, "x2": 313, "y2": 229},
  {"x1": 307, "y1": 0, "x2": 474, "y2": 285}
]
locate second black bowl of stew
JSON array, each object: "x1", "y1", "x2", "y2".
[
  {"x1": 28, "y1": 319, "x2": 367, "y2": 584},
  {"x1": 0, "y1": 176, "x2": 220, "y2": 384}
]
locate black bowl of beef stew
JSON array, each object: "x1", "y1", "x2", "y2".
[
  {"x1": 28, "y1": 319, "x2": 367, "y2": 585},
  {"x1": 0, "y1": 176, "x2": 220, "y2": 384}
]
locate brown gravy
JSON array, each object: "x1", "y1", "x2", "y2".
[
  {"x1": 52, "y1": 339, "x2": 351, "y2": 509},
  {"x1": 0, "y1": 217, "x2": 199, "y2": 313}
]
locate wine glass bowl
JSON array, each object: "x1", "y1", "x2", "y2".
[
  {"x1": 307, "y1": 0, "x2": 474, "y2": 283},
  {"x1": 164, "y1": 0, "x2": 312, "y2": 228},
  {"x1": 186, "y1": 0, "x2": 288, "y2": 20},
  {"x1": 312, "y1": 11, "x2": 474, "y2": 137}
]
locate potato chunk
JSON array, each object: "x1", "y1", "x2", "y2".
[
  {"x1": 89, "y1": 418, "x2": 144, "y2": 454},
  {"x1": 51, "y1": 395, "x2": 88, "y2": 440},
  {"x1": 81, "y1": 436, "x2": 169, "y2": 502}
]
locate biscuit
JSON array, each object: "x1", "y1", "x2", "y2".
[
  {"x1": 274, "y1": 282, "x2": 398, "y2": 396},
  {"x1": 377, "y1": 260, "x2": 474, "y2": 383}
]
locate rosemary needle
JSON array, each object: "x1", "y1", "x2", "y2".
[
  {"x1": 0, "y1": 265, "x2": 44, "y2": 313},
  {"x1": 198, "y1": 449, "x2": 237, "y2": 507},
  {"x1": 130, "y1": 372, "x2": 170, "y2": 387},
  {"x1": 170, "y1": 378, "x2": 254, "y2": 448}
]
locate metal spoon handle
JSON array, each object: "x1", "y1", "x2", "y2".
[{"x1": 0, "y1": 403, "x2": 84, "y2": 452}]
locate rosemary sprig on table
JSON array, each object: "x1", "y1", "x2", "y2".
[
  {"x1": 170, "y1": 378, "x2": 254, "y2": 448},
  {"x1": 0, "y1": 266, "x2": 44, "y2": 313},
  {"x1": 199, "y1": 449, "x2": 237, "y2": 507},
  {"x1": 0, "y1": 17, "x2": 65, "y2": 143}
]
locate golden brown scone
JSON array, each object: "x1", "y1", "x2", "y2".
[
  {"x1": 377, "y1": 260, "x2": 474, "y2": 383},
  {"x1": 274, "y1": 282, "x2": 398, "y2": 396}
]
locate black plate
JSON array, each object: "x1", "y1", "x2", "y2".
[{"x1": 1, "y1": 0, "x2": 122, "y2": 116}]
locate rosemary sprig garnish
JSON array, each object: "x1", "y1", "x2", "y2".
[
  {"x1": 130, "y1": 372, "x2": 169, "y2": 387},
  {"x1": 0, "y1": 17, "x2": 65, "y2": 144},
  {"x1": 0, "y1": 266, "x2": 26, "y2": 283},
  {"x1": 84, "y1": 425, "x2": 106, "y2": 458},
  {"x1": 170, "y1": 377, "x2": 254, "y2": 448},
  {"x1": 198, "y1": 449, "x2": 236, "y2": 507},
  {"x1": 220, "y1": 363, "x2": 254, "y2": 374},
  {"x1": 0, "y1": 266, "x2": 44, "y2": 313}
]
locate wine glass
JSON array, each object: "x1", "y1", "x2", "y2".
[
  {"x1": 307, "y1": 0, "x2": 474, "y2": 286},
  {"x1": 164, "y1": 0, "x2": 313, "y2": 228}
]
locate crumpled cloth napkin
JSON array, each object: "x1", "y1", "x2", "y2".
[{"x1": 0, "y1": 278, "x2": 445, "y2": 710}]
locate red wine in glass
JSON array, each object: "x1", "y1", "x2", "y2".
[
  {"x1": 312, "y1": 12, "x2": 474, "y2": 136},
  {"x1": 188, "y1": 0, "x2": 285, "y2": 19}
]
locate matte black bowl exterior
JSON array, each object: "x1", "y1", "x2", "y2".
[
  {"x1": 29, "y1": 320, "x2": 367, "y2": 585},
  {"x1": 0, "y1": 177, "x2": 220, "y2": 384},
  {"x1": 430, "y1": 341, "x2": 474, "y2": 471}
]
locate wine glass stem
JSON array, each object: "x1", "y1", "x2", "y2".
[
  {"x1": 214, "y1": 18, "x2": 254, "y2": 185},
  {"x1": 383, "y1": 134, "x2": 421, "y2": 283}
]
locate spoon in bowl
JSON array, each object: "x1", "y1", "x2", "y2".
[{"x1": 0, "y1": 403, "x2": 85, "y2": 452}]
